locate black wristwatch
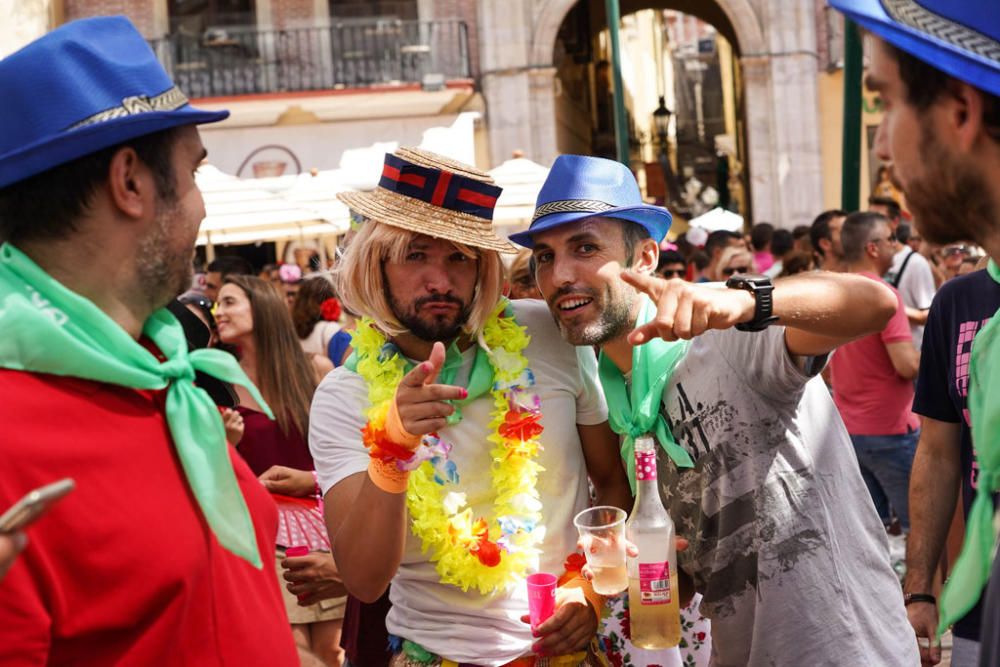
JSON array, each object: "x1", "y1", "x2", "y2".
[
  {"x1": 726, "y1": 273, "x2": 779, "y2": 332},
  {"x1": 904, "y1": 592, "x2": 937, "y2": 606}
]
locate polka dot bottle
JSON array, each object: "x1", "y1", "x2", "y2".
[{"x1": 625, "y1": 435, "x2": 682, "y2": 648}]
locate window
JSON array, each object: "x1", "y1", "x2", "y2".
[
  {"x1": 169, "y1": 0, "x2": 255, "y2": 34},
  {"x1": 328, "y1": 0, "x2": 417, "y2": 21}
]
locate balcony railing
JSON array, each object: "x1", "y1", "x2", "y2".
[{"x1": 149, "y1": 19, "x2": 470, "y2": 98}]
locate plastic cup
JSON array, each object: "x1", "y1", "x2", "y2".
[
  {"x1": 285, "y1": 545, "x2": 310, "y2": 557},
  {"x1": 526, "y1": 572, "x2": 557, "y2": 629},
  {"x1": 573, "y1": 506, "x2": 628, "y2": 595}
]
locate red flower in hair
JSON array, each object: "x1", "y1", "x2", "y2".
[{"x1": 321, "y1": 298, "x2": 342, "y2": 321}]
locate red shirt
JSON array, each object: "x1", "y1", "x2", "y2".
[
  {"x1": 0, "y1": 369, "x2": 299, "y2": 666},
  {"x1": 829, "y1": 272, "x2": 921, "y2": 435}
]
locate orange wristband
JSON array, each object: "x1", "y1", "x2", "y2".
[
  {"x1": 385, "y1": 395, "x2": 422, "y2": 449},
  {"x1": 367, "y1": 457, "x2": 410, "y2": 494}
]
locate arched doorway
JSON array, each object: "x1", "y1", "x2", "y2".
[{"x1": 476, "y1": 0, "x2": 824, "y2": 228}]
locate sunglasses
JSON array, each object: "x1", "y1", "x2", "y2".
[
  {"x1": 659, "y1": 269, "x2": 685, "y2": 279},
  {"x1": 944, "y1": 246, "x2": 970, "y2": 257},
  {"x1": 721, "y1": 266, "x2": 750, "y2": 276}
]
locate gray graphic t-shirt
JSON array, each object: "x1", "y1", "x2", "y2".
[{"x1": 656, "y1": 326, "x2": 917, "y2": 666}]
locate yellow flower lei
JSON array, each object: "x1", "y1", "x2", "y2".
[{"x1": 353, "y1": 301, "x2": 545, "y2": 594}]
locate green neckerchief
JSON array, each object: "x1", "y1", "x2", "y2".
[
  {"x1": 598, "y1": 294, "x2": 694, "y2": 492},
  {"x1": 344, "y1": 330, "x2": 495, "y2": 425},
  {"x1": 939, "y1": 259, "x2": 1000, "y2": 636},
  {"x1": 0, "y1": 243, "x2": 272, "y2": 568}
]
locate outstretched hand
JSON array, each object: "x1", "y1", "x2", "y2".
[
  {"x1": 577, "y1": 535, "x2": 694, "y2": 607},
  {"x1": 621, "y1": 270, "x2": 755, "y2": 344},
  {"x1": 391, "y1": 341, "x2": 467, "y2": 439}
]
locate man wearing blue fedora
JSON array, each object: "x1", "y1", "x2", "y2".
[
  {"x1": 826, "y1": 2, "x2": 1000, "y2": 666},
  {"x1": 512, "y1": 154, "x2": 920, "y2": 665},
  {"x1": 0, "y1": 17, "x2": 301, "y2": 665}
]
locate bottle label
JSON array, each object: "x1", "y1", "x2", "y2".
[
  {"x1": 636, "y1": 450, "x2": 657, "y2": 481},
  {"x1": 638, "y1": 561, "x2": 671, "y2": 605}
]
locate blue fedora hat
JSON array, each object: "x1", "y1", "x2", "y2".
[
  {"x1": 829, "y1": 0, "x2": 1000, "y2": 98},
  {"x1": 509, "y1": 155, "x2": 672, "y2": 248},
  {"x1": 0, "y1": 16, "x2": 229, "y2": 189}
]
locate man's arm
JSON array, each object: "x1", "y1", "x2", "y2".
[
  {"x1": 325, "y1": 472, "x2": 407, "y2": 603},
  {"x1": 577, "y1": 422, "x2": 632, "y2": 511},
  {"x1": 623, "y1": 270, "x2": 896, "y2": 357},
  {"x1": 886, "y1": 341, "x2": 920, "y2": 380},
  {"x1": 905, "y1": 417, "x2": 962, "y2": 666},
  {"x1": 323, "y1": 343, "x2": 463, "y2": 603},
  {"x1": 906, "y1": 306, "x2": 930, "y2": 326}
]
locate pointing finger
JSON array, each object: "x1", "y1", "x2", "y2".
[
  {"x1": 620, "y1": 269, "x2": 663, "y2": 298},
  {"x1": 400, "y1": 341, "x2": 447, "y2": 389},
  {"x1": 424, "y1": 342, "x2": 446, "y2": 385}
]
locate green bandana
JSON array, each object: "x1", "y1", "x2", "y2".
[
  {"x1": 939, "y1": 259, "x2": 1000, "y2": 636},
  {"x1": 345, "y1": 330, "x2": 495, "y2": 425},
  {"x1": 0, "y1": 243, "x2": 271, "y2": 568},
  {"x1": 598, "y1": 294, "x2": 695, "y2": 492}
]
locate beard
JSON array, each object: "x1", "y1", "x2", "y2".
[
  {"x1": 905, "y1": 124, "x2": 999, "y2": 246},
  {"x1": 389, "y1": 292, "x2": 471, "y2": 342},
  {"x1": 547, "y1": 282, "x2": 635, "y2": 346},
  {"x1": 136, "y1": 196, "x2": 195, "y2": 309}
]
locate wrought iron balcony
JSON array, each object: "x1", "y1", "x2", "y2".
[{"x1": 149, "y1": 19, "x2": 470, "y2": 98}]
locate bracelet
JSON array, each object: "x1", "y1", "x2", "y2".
[{"x1": 904, "y1": 593, "x2": 936, "y2": 606}]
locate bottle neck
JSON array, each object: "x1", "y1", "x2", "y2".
[{"x1": 634, "y1": 448, "x2": 661, "y2": 510}]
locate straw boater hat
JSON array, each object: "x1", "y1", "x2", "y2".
[{"x1": 338, "y1": 147, "x2": 516, "y2": 254}]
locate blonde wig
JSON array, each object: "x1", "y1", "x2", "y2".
[{"x1": 335, "y1": 220, "x2": 505, "y2": 338}]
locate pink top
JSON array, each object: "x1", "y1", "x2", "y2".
[
  {"x1": 753, "y1": 251, "x2": 774, "y2": 272},
  {"x1": 830, "y1": 272, "x2": 921, "y2": 435}
]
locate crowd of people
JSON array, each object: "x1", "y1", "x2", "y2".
[{"x1": 1, "y1": 3, "x2": 1000, "y2": 667}]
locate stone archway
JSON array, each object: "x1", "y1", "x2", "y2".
[
  {"x1": 477, "y1": 0, "x2": 825, "y2": 228},
  {"x1": 529, "y1": 0, "x2": 765, "y2": 66}
]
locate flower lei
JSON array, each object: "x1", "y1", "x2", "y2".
[{"x1": 355, "y1": 301, "x2": 545, "y2": 593}]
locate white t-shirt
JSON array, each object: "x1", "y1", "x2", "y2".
[
  {"x1": 655, "y1": 326, "x2": 918, "y2": 666},
  {"x1": 300, "y1": 320, "x2": 340, "y2": 358},
  {"x1": 885, "y1": 247, "x2": 935, "y2": 348},
  {"x1": 309, "y1": 299, "x2": 608, "y2": 665}
]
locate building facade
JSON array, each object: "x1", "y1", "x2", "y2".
[{"x1": 3, "y1": 0, "x2": 869, "y2": 230}]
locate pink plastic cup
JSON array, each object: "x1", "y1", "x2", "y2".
[
  {"x1": 526, "y1": 572, "x2": 558, "y2": 630},
  {"x1": 285, "y1": 546, "x2": 310, "y2": 557}
]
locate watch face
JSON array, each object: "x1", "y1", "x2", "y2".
[{"x1": 726, "y1": 274, "x2": 771, "y2": 289}]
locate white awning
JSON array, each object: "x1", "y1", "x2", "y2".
[
  {"x1": 195, "y1": 165, "x2": 349, "y2": 247},
  {"x1": 489, "y1": 156, "x2": 549, "y2": 228},
  {"x1": 688, "y1": 207, "x2": 744, "y2": 233}
]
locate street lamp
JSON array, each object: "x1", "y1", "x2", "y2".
[
  {"x1": 652, "y1": 96, "x2": 679, "y2": 205},
  {"x1": 653, "y1": 95, "x2": 672, "y2": 146}
]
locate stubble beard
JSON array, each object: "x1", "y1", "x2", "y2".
[
  {"x1": 551, "y1": 282, "x2": 635, "y2": 347},
  {"x1": 905, "y1": 124, "x2": 999, "y2": 247},
  {"x1": 136, "y1": 196, "x2": 194, "y2": 310}
]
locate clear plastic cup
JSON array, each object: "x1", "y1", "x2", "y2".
[{"x1": 573, "y1": 506, "x2": 628, "y2": 595}]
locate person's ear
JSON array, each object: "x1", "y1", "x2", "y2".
[
  {"x1": 106, "y1": 146, "x2": 152, "y2": 220},
  {"x1": 633, "y1": 237, "x2": 659, "y2": 275},
  {"x1": 945, "y1": 79, "x2": 985, "y2": 153}
]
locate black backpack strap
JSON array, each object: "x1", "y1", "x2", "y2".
[{"x1": 889, "y1": 249, "x2": 915, "y2": 288}]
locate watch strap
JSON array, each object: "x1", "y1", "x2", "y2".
[
  {"x1": 903, "y1": 593, "x2": 937, "y2": 606},
  {"x1": 728, "y1": 274, "x2": 779, "y2": 332}
]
